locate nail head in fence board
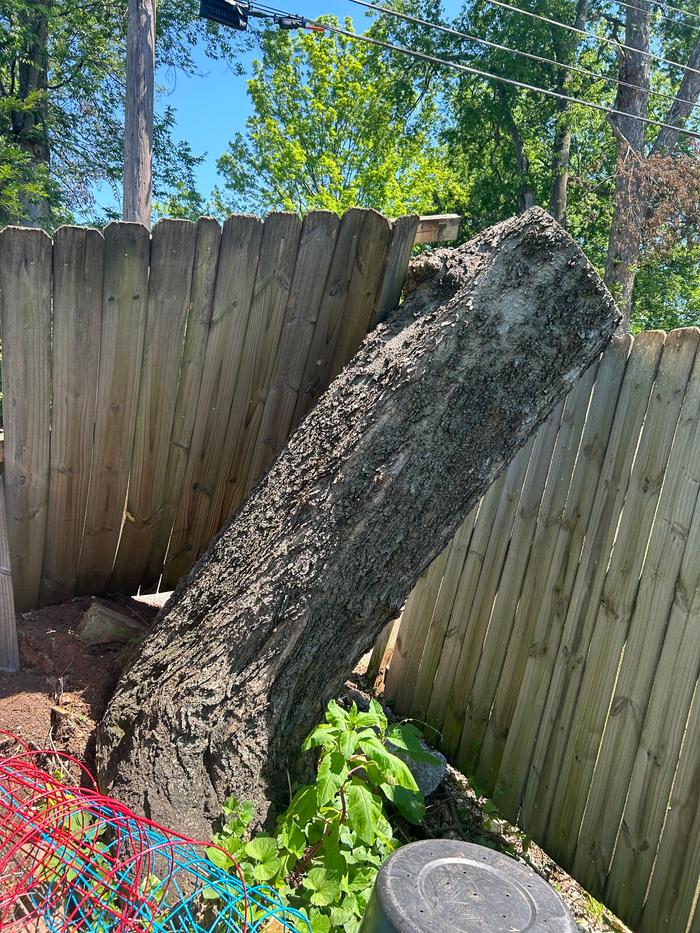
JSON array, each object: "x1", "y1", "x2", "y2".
[
  {"x1": 0, "y1": 475, "x2": 18, "y2": 672},
  {"x1": 0, "y1": 226, "x2": 52, "y2": 611},
  {"x1": 413, "y1": 214, "x2": 461, "y2": 245},
  {"x1": 141, "y1": 217, "x2": 221, "y2": 592},
  {"x1": 290, "y1": 208, "x2": 368, "y2": 428},
  {"x1": 161, "y1": 214, "x2": 263, "y2": 590},
  {"x1": 604, "y1": 472, "x2": 700, "y2": 926},
  {"x1": 40, "y1": 226, "x2": 104, "y2": 604},
  {"x1": 204, "y1": 212, "x2": 303, "y2": 541},
  {"x1": 110, "y1": 220, "x2": 198, "y2": 594},
  {"x1": 245, "y1": 211, "x2": 341, "y2": 494},
  {"x1": 574, "y1": 329, "x2": 700, "y2": 911},
  {"x1": 637, "y1": 657, "x2": 700, "y2": 933},
  {"x1": 514, "y1": 330, "x2": 664, "y2": 852},
  {"x1": 544, "y1": 328, "x2": 699, "y2": 871},
  {"x1": 371, "y1": 214, "x2": 420, "y2": 328},
  {"x1": 329, "y1": 210, "x2": 391, "y2": 379},
  {"x1": 516, "y1": 336, "x2": 631, "y2": 841},
  {"x1": 76, "y1": 222, "x2": 150, "y2": 595}
]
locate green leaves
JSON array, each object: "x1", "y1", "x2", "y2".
[
  {"x1": 245, "y1": 836, "x2": 282, "y2": 881},
  {"x1": 211, "y1": 701, "x2": 430, "y2": 931}
]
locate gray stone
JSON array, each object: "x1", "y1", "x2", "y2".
[
  {"x1": 387, "y1": 737, "x2": 447, "y2": 798},
  {"x1": 79, "y1": 599, "x2": 147, "y2": 645}
]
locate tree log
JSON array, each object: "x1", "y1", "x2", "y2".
[{"x1": 97, "y1": 207, "x2": 619, "y2": 837}]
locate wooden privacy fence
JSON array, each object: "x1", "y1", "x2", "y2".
[
  {"x1": 0, "y1": 208, "x2": 444, "y2": 629},
  {"x1": 384, "y1": 327, "x2": 700, "y2": 933}
]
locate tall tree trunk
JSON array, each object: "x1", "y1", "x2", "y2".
[
  {"x1": 549, "y1": 0, "x2": 590, "y2": 226},
  {"x1": 97, "y1": 208, "x2": 619, "y2": 839},
  {"x1": 12, "y1": 0, "x2": 51, "y2": 224},
  {"x1": 498, "y1": 90, "x2": 537, "y2": 212},
  {"x1": 604, "y1": 0, "x2": 651, "y2": 330},
  {"x1": 123, "y1": 0, "x2": 155, "y2": 227}
]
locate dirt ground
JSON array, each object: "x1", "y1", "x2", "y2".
[
  {"x1": 0, "y1": 604, "x2": 627, "y2": 933},
  {"x1": 0, "y1": 595, "x2": 158, "y2": 771}
]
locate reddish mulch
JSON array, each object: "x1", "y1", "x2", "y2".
[{"x1": 0, "y1": 595, "x2": 158, "y2": 774}]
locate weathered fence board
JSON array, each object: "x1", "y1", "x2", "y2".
[
  {"x1": 0, "y1": 227, "x2": 52, "y2": 611},
  {"x1": 383, "y1": 327, "x2": 700, "y2": 933},
  {"x1": 40, "y1": 227, "x2": 104, "y2": 603},
  {"x1": 110, "y1": 219, "x2": 198, "y2": 593},
  {"x1": 0, "y1": 475, "x2": 18, "y2": 671},
  {"x1": 77, "y1": 223, "x2": 150, "y2": 595},
  {"x1": 142, "y1": 216, "x2": 222, "y2": 591},
  {"x1": 160, "y1": 214, "x2": 264, "y2": 590},
  {"x1": 204, "y1": 212, "x2": 302, "y2": 541}
]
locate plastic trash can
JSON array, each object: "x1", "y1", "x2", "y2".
[{"x1": 360, "y1": 839, "x2": 578, "y2": 932}]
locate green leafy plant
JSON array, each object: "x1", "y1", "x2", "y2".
[{"x1": 209, "y1": 698, "x2": 436, "y2": 932}]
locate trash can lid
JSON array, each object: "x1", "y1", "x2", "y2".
[{"x1": 371, "y1": 839, "x2": 578, "y2": 932}]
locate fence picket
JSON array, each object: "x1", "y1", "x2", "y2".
[
  {"x1": 290, "y1": 209, "x2": 367, "y2": 428},
  {"x1": 142, "y1": 217, "x2": 221, "y2": 592},
  {"x1": 370, "y1": 215, "x2": 420, "y2": 328},
  {"x1": 76, "y1": 223, "x2": 150, "y2": 595},
  {"x1": 40, "y1": 227, "x2": 104, "y2": 603},
  {"x1": 110, "y1": 220, "x2": 198, "y2": 593},
  {"x1": 245, "y1": 211, "x2": 340, "y2": 493},
  {"x1": 161, "y1": 215, "x2": 263, "y2": 590},
  {"x1": 0, "y1": 227, "x2": 52, "y2": 610},
  {"x1": 203, "y1": 213, "x2": 303, "y2": 540}
]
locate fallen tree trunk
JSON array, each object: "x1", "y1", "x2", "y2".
[{"x1": 97, "y1": 208, "x2": 619, "y2": 837}]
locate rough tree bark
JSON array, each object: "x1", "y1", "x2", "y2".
[{"x1": 97, "y1": 208, "x2": 619, "y2": 838}]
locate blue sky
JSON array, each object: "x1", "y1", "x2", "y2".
[{"x1": 152, "y1": 0, "x2": 463, "y2": 205}]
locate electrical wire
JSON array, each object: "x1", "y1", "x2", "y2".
[
  {"x1": 613, "y1": 0, "x2": 700, "y2": 26},
  {"x1": 604, "y1": 0, "x2": 700, "y2": 31},
  {"x1": 350, "y1": 0, "x2": 700, "y2": 110},
  {"x1": 476, "y1": 0, "x2": 700, "y2": 77},
  {"x1": 293, "y1": 14, "x2": 700, "y2": 138}
]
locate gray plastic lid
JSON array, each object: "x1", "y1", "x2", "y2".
[{"x1": 360, "y1": 839, "x2": 579, "y2": 932}]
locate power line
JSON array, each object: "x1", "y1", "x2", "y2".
[
  {"x1": 350, "y1": 0, "x2": 700, "y2": 110},
  {"x1": 477, "y1": 0, "x2": 700, "y2": 78},
  {"x1": 301, "y1": 15, "x2": 700, "y2": 139},
  {"x1": 615, "y1": 0, "x2": 700, "y2": 26},
  {"x1": 605, "y1": 0, "x2": 700, "y2": 31}
]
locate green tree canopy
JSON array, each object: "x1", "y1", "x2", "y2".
[{"x1": 214, "y1": 16, "x2": 467, "y2": 216}]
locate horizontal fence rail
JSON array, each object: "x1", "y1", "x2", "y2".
[
  {"x1": 383, "y1": 328, "x2": 700, "y2": 933},
  {"x1": 0, "y1": 209, "x2": 458, "y2": 630}
]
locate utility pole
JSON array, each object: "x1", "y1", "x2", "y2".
[{"x1": 123, "y1": 0, "x2": 155, "y2": 227}]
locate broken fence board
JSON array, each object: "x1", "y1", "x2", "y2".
[
  {"x1": 40, "y1": 226, "x2": 104, "y2": 604},
  {"x1": 142, "y1": 217, "x2": 221, "y2": 592},
  {"x1": 204, "y1": 212, "x2": 303, "y2": 542},
  {"x1": 245, "y1": 211, "x2": 341, "y2": 494},
  {"x1": 161, "y1": 215, "x2": 263, "y2": 590},
  {"x1": 110, "y1": 219, "x2": 198, "y2": 593},
  {"x1": 0, "y1": 227, "x2": 52, "y2": 611},
  {"x1": 76, "y1": 223, "x2": 150, "y2": 595}
]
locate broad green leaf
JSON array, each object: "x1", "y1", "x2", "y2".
[
  {"x1": 380, "y1": 783, "x2": 426, "y2": 824},
  {"x1": 387, "y1": 723, "x2": 440, "y2": 764},
  {"x1": 345, "y1": 782, "x2": 381, "y2": 845},
  {"x1": 360, "y1": 735, "x2": 419, "y2": 792},
  {"x1": 244, "y1": 836, "x2": 277, "y2": 862},
  {"x1": 317, "y1": 750, "x2": 349, "y2": 806},
  {"x1": 302, "y1": 723, "x2": 337, "y2": 751},
  {"x1": 252, "y1": 857, "x2": 282, "y2": 882},
  {"x1": 206, "y1": 846, "x2": 233, "y2": 869}
]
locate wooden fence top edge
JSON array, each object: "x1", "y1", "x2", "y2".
[{"x1": 0, "y1": 213, "x2": 462, "y2": 246}]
